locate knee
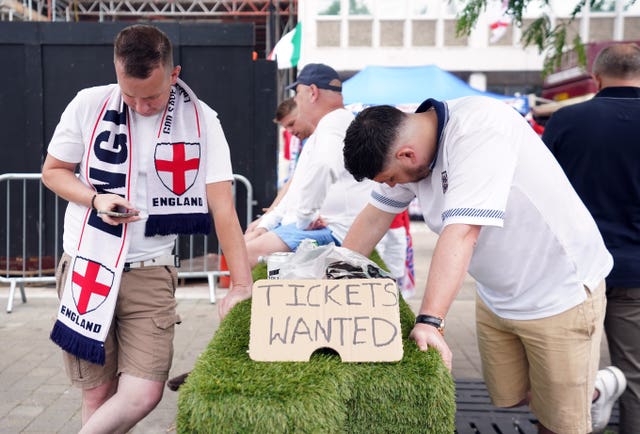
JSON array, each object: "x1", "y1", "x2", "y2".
[
  {"x1": 131, "y1": 387, "x2": 163, "y2": 414},
  {"x1": 117, "y1": 375, "x2": 165, "y2": 417},
  {"x1": 83, "y1": 381, "x2": 116, "y2": 407}
]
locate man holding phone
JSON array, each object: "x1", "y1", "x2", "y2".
[
  {"x1": 41, "y1": 24, "x2": 252, "y2": 433},
  {"x1": 97, "y1": 208, "x2": 140, "y2": 218}
]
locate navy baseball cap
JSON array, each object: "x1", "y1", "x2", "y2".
[{"x1": 286, "y1": 63, "x2": 342, "y2": 92}]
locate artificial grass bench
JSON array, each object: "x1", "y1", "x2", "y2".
[{"x1": 177, "y1": 263, "x2": 456, "y2": 433}]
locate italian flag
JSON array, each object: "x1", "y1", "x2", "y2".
[{"x1": 268, "y1": 22, "x2": 301, "y2": 70}]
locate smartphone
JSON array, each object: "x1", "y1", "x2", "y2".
[{"x1": 97, "y1": 208, "x2": 140, "y2": 218}]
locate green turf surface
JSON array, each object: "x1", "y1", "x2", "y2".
[{"x1": 177, "y1": 256, "x2": 455, "y2": 433}]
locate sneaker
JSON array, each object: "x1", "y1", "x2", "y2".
[{"x1": 591, "y1": 366, "x2": 627, "y2": 433}]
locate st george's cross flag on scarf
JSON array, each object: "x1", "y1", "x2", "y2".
[
  {"x1": 50, "y1": 79, "x2": 211, "y2": 365},
  {"x1": 267, "y1": 22, "x2": 302, "y2": 69}
]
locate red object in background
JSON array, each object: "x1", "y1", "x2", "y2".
[
  {"x1": 389, "y1": 211, "x2": 405, "y2": 229},
  {"x1": 282, "y1": 130, "x2": 293, "y2": 160},
  {"x1": 219, "y1": 254, "x2": 230, "y2": 288},
  {"x1": 527, "y1": 114, "x2": 545, "y2": 136},
  {"x1": 389, "y1": 210, "x2": 415, "y2": 294}
]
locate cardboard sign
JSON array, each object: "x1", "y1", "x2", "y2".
[{"x1": 249, "y1": 278, "x2": 403, "y2": 362}]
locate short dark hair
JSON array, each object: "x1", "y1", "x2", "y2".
[
  {"x1": 114, "y1": 24, "x2": 173, "y2": 79},
  {"x1": 343, "y1": 105, "x2": 405, "y2": 181},
  {"x1": 273, "y1": 98, "x2": 297, "y2": 123},
  {"x1": 592, "y1": 43, "x2": 640, "y2": 79}
]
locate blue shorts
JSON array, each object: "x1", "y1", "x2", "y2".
[{"x1": 271, "y1": 223, "x2": 341, "y2": 251}]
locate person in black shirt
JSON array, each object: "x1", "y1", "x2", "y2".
[{"x1": 543, "y1": 42, "x2": 640, "y2": 433}]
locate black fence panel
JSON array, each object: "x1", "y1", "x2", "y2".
[{"x1": 0, "y1": 21, "x2": 277, "y2": 261}]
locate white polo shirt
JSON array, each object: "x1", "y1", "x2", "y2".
[
  {"x1": 370, "y1": 96, "x2": 612, "y2": 320},
  {"x1": 259, "y1": 108, "x2": 373, "y2": 242},
  {"x1": 48, "y1": 84, "x2": 234, "y2": 262}
]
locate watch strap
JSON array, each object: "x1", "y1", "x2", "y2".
[{"x1": 415, "y1": 314, "x2": 445, "y2": 334}]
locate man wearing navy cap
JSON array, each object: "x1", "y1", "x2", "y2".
[
  {"x1": 287, "y1": 62, "x2": 344, "y2": 93},
  {"x1": 218, "y1": 63, "x2": 373, "y2": 318}
]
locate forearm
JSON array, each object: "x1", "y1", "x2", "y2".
[
  {"x1": 295, "y1": 208, "x2": 320, "y2": 230},
  {"x1": 42, "y1": 155, "x2": 138, "y2": 218},
  {"x1": 342, "y1": 204, "x2": 395, "y2": 256},
  {"x1": 257, "y1": 207, "x2": 282, "y2": 231},
  {"x1": 418, "y1": 223, "x2": 480, "y2": 318},
  {"x1": 41, "y1": 159, "x2": 93, "y2": 208},
  {"x1": 215, "y1": 212, "x2": 253, "y2": 286},
  {"x1": 293, "y1": 162, "x2": 330, "y2": 230},
  {"x1": 207, "y1": 183, "x2": 253, "y2": 287}
]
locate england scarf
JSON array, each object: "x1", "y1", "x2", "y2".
[{"x1": 50, "y1": 79, "x2": 210, "y2": 365}]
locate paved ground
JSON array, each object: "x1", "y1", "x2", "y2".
[{"x1": 0, "y1": 222, "x2": 611, "y2": 433}]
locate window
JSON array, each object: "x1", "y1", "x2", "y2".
[
  {"x1": 318, "y1": 0, "x2": 340, "y2": 16},
  {"x1": 349, "y1": 0, "x2": 372, "y2": 15},
  {"x1": 412, "y1": 0, "x2": 429, "y2": 16}
]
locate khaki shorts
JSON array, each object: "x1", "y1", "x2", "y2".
[
  {"x1": 476, "y1": 281, "x2": 606, "y2": 434},
  {"x1": 55, "y1": 253, "x2": 181, "y2": 389}
]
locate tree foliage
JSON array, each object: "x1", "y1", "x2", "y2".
[{"x1": 456, "y1": 0, "x2": 637, "y2": 75}]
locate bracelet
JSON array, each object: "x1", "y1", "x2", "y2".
[{"x1": 90, "y1": 193, "x2": 98, "y2": 210}]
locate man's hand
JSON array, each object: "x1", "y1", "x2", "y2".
[
  {"x1": 305, "y1": 216, "x2": 327, "y2": 230},
  {"x1": 245, "y1": 217, "x2": 262, "y2": 234},
  {"x1": 409, "y1": 323, "x2": 453, "y2": 372},
  {"x1": 244, "y1": 227, "x2": 267, "y2": 242},
  {"x1": 218, "y1": 283, "x2": 252, "y2": 320},
  {"x1": 94, "y1": 193, "x2": 141, "y2": 225}
]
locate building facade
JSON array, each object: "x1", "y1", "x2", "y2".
[{"x1": 299, "y1": 0, "x2": 640, "y2": 95}]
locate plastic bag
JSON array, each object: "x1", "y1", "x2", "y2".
[{"x1": 277, "y1": 243, "x2": 392, "y2": 280}]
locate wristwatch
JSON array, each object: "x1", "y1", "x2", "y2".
[{"x1": 415, "y1": 314, "x2": 445, "y2": 335}]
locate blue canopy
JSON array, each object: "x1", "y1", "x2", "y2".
[{"x1": 343, "y1": 64, "x2": 512, "y2": 106}]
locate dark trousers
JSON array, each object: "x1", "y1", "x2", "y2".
[{"x1": 604, "y1": 287, "x2": 640, "y2": 434}]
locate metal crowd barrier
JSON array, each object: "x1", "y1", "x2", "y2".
[{"x1": 1, "y1": 173, "x2": 254, "y2": 313}]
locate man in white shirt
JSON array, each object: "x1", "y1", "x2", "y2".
[
  {"x1": 42, "y1": 24, "x2": 252, "y2": 433},
  {"x1": 218, "y1": 63, "x2": 372, "y2": 318},
  {"x1": 340, "y1": 96, "x2": 623, "y2": 434}
]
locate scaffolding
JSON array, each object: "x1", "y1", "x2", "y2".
[
  {"x1": 1, "y1": 0, "x2": 48, "y2": 21},
  {"x1": 58, "y1": 0, "x2": 295, "y2": 22},
  {"x1": 2, "y1": 1, "x2": 297, "y2": 60},
  {"x1": 1, "y1": 1, "x2": 296, "y2": 26}
]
